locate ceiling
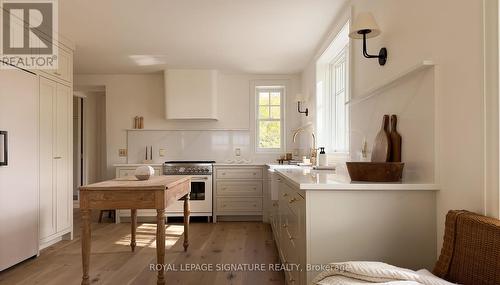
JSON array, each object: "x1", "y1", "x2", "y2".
[{"x1": 59, "y1": 0, "x2": 346, "y2": 74}]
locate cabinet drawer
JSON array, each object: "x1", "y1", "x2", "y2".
[
  {"x1": 217, "y1": 181, "x2": 262, "y2": 196},
  {"x1": 216, "y1": 168, "x2": 263, "y2": 179},
  {"x1": 116, "y1": 167, "x2": 161, "y2": 178},
  {"x1": 287, "y1": 192, "x2": 304, "y2": 217},
  {"x1": 217, "y1": 197, "x2": 263, "y2": 212},
  {"x1": 282, "y1": 230, "x2": 300, "y2": 285},
  {"x1": 117, "y1": 168, "x2": 135, "y2": 177}
]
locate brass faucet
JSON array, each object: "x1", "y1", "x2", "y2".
[{"x1": 292, "y1": 127, "x2": 317, "y2": 165}]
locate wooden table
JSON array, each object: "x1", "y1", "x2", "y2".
[{"x1": 79, "y1": 175, "x2": 191, "y2": 285}]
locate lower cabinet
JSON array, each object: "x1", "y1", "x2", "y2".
[
  {"x1": 272, "y1": 173, "x2": 438, "y2": 285},
  {"x1": 278, "y1": 179, "x2": 305, "y2": 285},
  {"x1": 214, "y1": 166, "x2": 264, "y2": 222},
  {"x1": 39, "y1": 76, "x2": 73, "y2": 249}
]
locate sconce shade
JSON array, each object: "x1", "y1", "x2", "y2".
[{"x1": 349, "y1": 12, "x2": 381, "y2": 39}]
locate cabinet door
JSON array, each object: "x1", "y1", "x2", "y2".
[
  {"x1": 43, "y1": 47, "x2": 73, "y2": 84},
  {"x1": 55, "y1": 84, "x2": 72, "y2": 232},
  {"x1": 55, "y1": 48, "x2": 72, "y2": 83},
  {"x1": 39, "y1": 77, "x2": 57, "y2": 239}
]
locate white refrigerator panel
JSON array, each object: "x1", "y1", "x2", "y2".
[{"x1": 0, "y1": 69, "x2": 39, "y2": 271}]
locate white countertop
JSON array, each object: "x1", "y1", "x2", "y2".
[
  {"x1": 114, "y1": 163, "x2": 163, "y2": 167},
  {"x1": 115, "y1": 163, "x2": 269, "y2": 167},
  {"x1": 276, "y1": 167, "x2": 440, "y2": 191},
  {"x1": 214, "y1": 163, "x2": 266, "y2": 166}
]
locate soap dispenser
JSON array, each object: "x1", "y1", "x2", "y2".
[{"x1": 318, "y1": 147, "x2": 327, "y2": 166}]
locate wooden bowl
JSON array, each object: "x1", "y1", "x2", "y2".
[{"x1": 346, "y1": 162, "x2": 404, "y2": 182}]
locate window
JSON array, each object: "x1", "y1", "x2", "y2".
[
  {"x1": 256, "y1": 86, "x2": 285, "y2": 152},
  {"x1": 332, "y1": 51, "x2": 348, "y2": 151},
  {"x1": 316, "y1": 21, "x2": 350, "y2": 153}
]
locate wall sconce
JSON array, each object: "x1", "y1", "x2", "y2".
[
  {"x1": 349, "y1": 12, "x2": 388, "y2": 66},
  {"x1": 297, "y1": 101, "x2": 308, "y2": 116}
]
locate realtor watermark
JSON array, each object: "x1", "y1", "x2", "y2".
[
  {"x1": 0, "y1": 0, "x2": 58, "y2": 69},
  {"x1": 149, "y1": 263, "x2": 350, "y2": 273}
]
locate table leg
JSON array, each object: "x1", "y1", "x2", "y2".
[
  {"x1": 81, "y1": 209, "x2": 91, "y2": 285},
  {"x1": 183, "y1": 194, "x2": 190, "y2": 251},
  {"x1": 130, "y1": 209, "x2": 137, "y2": 252},
  {"x1": 156, "y1": 209, "x2": 166, "y2": 285}
]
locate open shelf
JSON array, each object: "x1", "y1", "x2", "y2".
[{"x1": 346, "y1": 60, "x2": 435, "y2": 106}]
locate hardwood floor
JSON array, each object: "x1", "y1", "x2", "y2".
[{"x1": 0, "y1": 210, "x2": 285, "y2": 285}]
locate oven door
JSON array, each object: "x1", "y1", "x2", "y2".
[{"x1": 165, "y1": 175, "x2": 213, "y2": 216}]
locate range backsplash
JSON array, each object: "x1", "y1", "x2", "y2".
[{"x1": 127, "y1": 130, "x2": 285, "y2": 164}]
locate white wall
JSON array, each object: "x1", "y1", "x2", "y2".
[
  {"x1": 75, "y1": 72, "x2": 302, "y2": 178},
  {"x1": 302, "y1": 0, "x2": 498, "y2": 253},
  {"x1": 483, "y1": 0, "x2": 499, "y2": 219},
  {"x1": 83, "y1": 91, "x2": 106, "y2": 184}
]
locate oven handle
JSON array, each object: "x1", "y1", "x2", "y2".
[{"x1": 191, "y1": 177, "x2": 209, "y2": 181}]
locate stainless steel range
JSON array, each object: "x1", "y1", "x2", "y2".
[{"x1": 163, "y1": 161, "x2": 214, "y2": 218}]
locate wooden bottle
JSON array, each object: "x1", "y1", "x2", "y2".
[
  {"x1": 134, "y1": 116, "x2": 139, "y2": 129},
  {"x1": 371, "y1": 114, "x2": 391, "y2": 162},
  {"x1": 389, "y1": 115, "x2": 402, "y2": 162},
  {"x1": 139, "y1": 116, "x2": 144, "y2": 129}
]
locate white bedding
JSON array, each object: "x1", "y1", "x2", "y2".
[{"x1": 312, "y1": 262, "x2": 458, "y2": 285}]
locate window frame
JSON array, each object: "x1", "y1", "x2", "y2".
[
  {"x1": 329, "y1": 47, "x2": 349, "y2": 153},
  {"x1": 255, "y1": 85, "x2": 286, "y2": 153},
  {"x1": 316, "y1": 19, "x2": 351, "y2": 155}
]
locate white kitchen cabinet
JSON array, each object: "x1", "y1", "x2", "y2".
[
  {"x1": 273, "y1": 171, "x2": 438, "y2": 285},
  {"x1": 39, "y1": 76, "x2": 73, "y2": 249},
  {"x1": 278, "y1": 179, "x2": 305, "y2": 285},
  {"x1": 41, "y1": 46, "x2": 73, "y2": 85},
  {"x1": 214, "y1": 166, "x2": 264, "y2": 221}
]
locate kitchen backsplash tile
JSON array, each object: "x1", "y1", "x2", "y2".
[{"x1": 127, "y1": 130, "x2": 280, "y2": 164}]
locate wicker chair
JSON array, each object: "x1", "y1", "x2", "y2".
[{"x1": 433, "y1": 210, "x2": 500, "y2": 285}]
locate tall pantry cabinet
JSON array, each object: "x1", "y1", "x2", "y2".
[{"x1": 38, "y1": 44, "x2": 74, "y2": 249}]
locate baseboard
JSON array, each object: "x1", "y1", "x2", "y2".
[
  {"x1": 39, "y1": 229, "x2": 73, "y2": 250},
  {"x1": 39, "y1": 236, "x2": 63, "y2": 250}
]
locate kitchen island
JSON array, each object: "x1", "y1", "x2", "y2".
[
  {"x1": 79, "y1": 175, "x2": 191, "y2": 285},
  {"x1": 271, "y1": 166, "x2": 439, "y2": 285}
]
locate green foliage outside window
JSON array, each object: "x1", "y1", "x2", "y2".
[{"x1": 257, "y1": 89, "x2": 282, "y2": 149}]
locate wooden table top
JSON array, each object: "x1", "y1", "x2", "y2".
[{"x1": 79, "y1": 175, "x2": 191, "y2": 191}]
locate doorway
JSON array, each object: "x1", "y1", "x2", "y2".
[{"x1": 72, "y1": 88, "x2": 107, "y2": 203}]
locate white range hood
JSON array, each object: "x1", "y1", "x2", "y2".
[{"x1": 164, "y1": 69, "x2": 218, "y2": 120}]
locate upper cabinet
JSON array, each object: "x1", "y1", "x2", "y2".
[
  {"x1": 164, "y1": 69, "x2": 218, "y2": 120},
  {"x1": 41, "y1": 45, "x2": 73, "y2": 85}
]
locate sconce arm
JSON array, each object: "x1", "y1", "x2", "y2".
[
  {"x1": 297, "y1": 101, "x2": 309, "y2": 116},
  {"x1": 362, "y1": 33, "x2": 381, "y2": 58},
  {"x1": 361, "y1": 33, "x2": 388, "y2": 66}
]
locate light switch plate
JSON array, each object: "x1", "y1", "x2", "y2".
[
  {"x1": 159, "y1": 149, "x2": 166, "y2": 157},
  {"x1": 118, "y1": 149, "x2": 127, "y2": 157},
  {"x1": 235, "y1": 148, "x2": 241, "y2": 157}
]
